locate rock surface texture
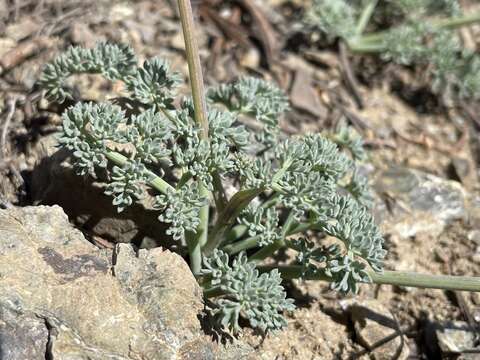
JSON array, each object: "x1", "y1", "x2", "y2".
[
  {"x1": 374, "y1": 167, "x2": 467, "y2": 238},
  {"x1": 0, "y1": 205, "x2": 249, "y2": 359},
  {"x1": 343, "y1": 299, "x2": 409, "y2": 360}
]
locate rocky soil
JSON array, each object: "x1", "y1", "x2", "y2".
[{"x1": 1, "y1": 0, "x2": 480, "y2": 359}]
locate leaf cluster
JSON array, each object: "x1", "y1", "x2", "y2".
[
  {"x1": 202, "y1": 250, "x2": 295, "y2": 333},
  {"x1": 39, "y1": 43, "x2": 384, "y2": 334}
]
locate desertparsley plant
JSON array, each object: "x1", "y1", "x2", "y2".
[
  {"x1": 38, "y1": 0, "x2": 480, "y2": 334},
  {"x1": 305, "y1": 0, "x2": 480, "y2": 100}
]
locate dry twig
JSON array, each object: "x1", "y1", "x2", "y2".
[
  {"x1": 1, "y1": 96, "x2": 18, "y2": 159},
  {"x1": 339, "y1": 42, "x2": 364, "y2": 109},
  {"x1": 236, "y1": 0, "x2": 278, "y2": 68}
]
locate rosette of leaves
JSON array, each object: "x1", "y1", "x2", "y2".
[{"x1": 40, "y1": 42, "x2": 385, "y2": 335}]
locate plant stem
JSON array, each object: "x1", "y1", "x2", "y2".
[
  {"x1": 177, "y1": 0, "x2": 209, "y2": 273},
  {"x1": 224, "y1": 224, "x2": 248, "y2": 244},
  {"x1": 354, "y1": 0, "x2": 378, "y2": 36},
  {"x1": 203, "y1": 286, "x2": 224, "y2": 298},
  {"x1": 368, "y1": 271, "x2": 480, "y2": 292},
  {"x1": 222, "y1": 222, "x2": 315, "y2": 255},
  {"x1": 437, "y1": 12, "x2": 480, "y2": 30},
  {"x1": 249, "y1": 240, "x2": 285, "y2": 262},
  {"x1": 222, "y1": 234, "x2": 261, "y2": 254},
  {"x1": 348, "y1": 12, "x2": 480, "y2": 54},
  {"x1": 177, "y1": 0, "x2": 208, "y2": 139},
  {"x1": 347, "y1": 39, "x2": 386, "y2": 53},
  {"x1": 212, "y1": 171, "x2": 227, "y2": 212},
  {"x1": 260, "y1": 265, "x2": 480, "y2": 292},
  {"x1": 204, "y1": 187, "x2": 264, "y2": 255},
  {"x1": 105, "y1": 151, "x2": 174, "y2": 194},
  {"x1": 185, "y1": 231, "x2": 203, "y2": 274},
  {"x1": 205, "y1": 159, "x2": 311, "y2": 255}
]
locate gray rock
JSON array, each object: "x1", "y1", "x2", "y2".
[
  {"x1": 342, "y1": 299, "x2": 409, "y2": 360},
  {"x1": 374, "y1": 167, "x2": 467, "y2": 238},
  {"x1": 0, "y1": 306, "x2": 48, "y2": 360},
  {"x1": 0, "y1": 205, "x2": 251, "y2": 359},
  {"x1": 433, "y1": 321, "x2": 479, "y2": 355}
]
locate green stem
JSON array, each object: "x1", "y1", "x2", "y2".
[
  {"x1": 346, "y1": 38, "x2": 387, "y2": 53},
  {"x1": 260, "y1": 192, "x2": 281, "y2": 209},
  {"x1": 203, "y1": 286, "x2": 224, "y2": 298},
  {"x1": 368, "y1": 271, "x2": 480, "y2": 292},
  {"x1": 221, "y1": 195, "x2": 282, "y2": 246},
  {"x1": 222, "y1": 221, "x2": 314, "y2": 255},
  {"x1": 186, "y1": 231, "x2": 202, "y2": 274},
  {"x1": 204, "y1": 160, "x2": 299, "y2": 255},
  {"x1": 437, "y1": 12, "x2": 480, "y2": 30},
  {"x1": 348, "y1": 12, "x2": 480, "y2": 54},
  {"x1": 177, "y1": 0, "x2": 210, "y2": 273},
  {"x1": 223, "y1": 224, "x2": 248, "y2": 245},
  {"x1": 212, "y1": 171, "x2": 227, "y2": 212},
  {"x1": 355, "y1": 0, "x2": 378, "y2": 36},
  {"x1": 203, "y1": 187, "x2": 264, "y2": 255},
  {"x1": 260, "y1": 265, "x2": 480, "y2": 292},
  {"x1": 353, "y1": 32, "x2": 384, "y2": 44},
  {"x1": 223, "y1": 234, "x2": 261, "y2": 255},
  {"x1": 159, "y1": 107, "x2": 179, "y2": 126},
  {"x1": 249, "y1": 240, "x2": 285, "y2": 263},
  {"x1": 105, "y1": 151, "x2": 174, "y2": 194}
]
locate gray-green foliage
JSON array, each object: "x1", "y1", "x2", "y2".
[
  {"x1": 392, "y1": 0, "x2": 461, "y2": 16},
  {"x1": 105, "y1": 160, "x2": 150, "y2": 212},
  {"x1": 58, "y1": 102, "x2": 124, "y2": 176},
  {"x1": 127, "y1": 58, "x2": 181, "y2": 109},
  {"x1": 208, "y1": 77, "x2": 289, "y2": 148},
  {"x1": 39, "y1": 42, "x2": 383, "y2": 334},
  {"x1": 39, "y1": 43, "x2": 137, "y2": 102},
  {"x1": 305, "y1": 0, "x2": 480, "y2": 100},
  {"x1": 154, "y1": 183, "x2": 206, "y2": 241},
  {"x1": 202, "y1": 250, "x2": 295, "y2": 333},
  {"x1": 240, "y1": 205, "x2": 281, "y2": 247},
  {"x1": 305, "y1": 0, "x2": 357, "y2": 40}
]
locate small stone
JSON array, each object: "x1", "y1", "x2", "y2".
[
  {"x1": 240, "y1": 48, "x2": 261, "y2": 69},
  {"x1": 123, "y1": 20, "x2": 156, "y2": 44},
  {"x1": 289, "y1": 64, "x2": 328, "y2": 119},
  {"x1": 0, "y1": 38, "x2": 15, "y2": 58},
  {"x1": 471, "y1": 246, "x2": 480, "y2": 264},
  {"x1": 70, "y1": 22, "x2": 102, "y2": 47},
  {"x1": 435, "y1": 321, "x2": 478, "y2": 354},
  {"x1": 110, "y1": 3, "x2": 134, "y2": 22},
  {"x1": 468, "y1": 230, "x2": 480, "y2": 245},
  {"x1": 450, "y1": 157, "x2": 471, "y2": 184},
  {"x1": 375, "y1": 167, "x2": 467, "y2": 238},
  {"x1": 5, "y1": 17, "x2": 38, "y2": 41},
  {"x1": 346, "y1": 299, "x2": 409, "y2": 360},
  {"x1": 171, "y1": 31, "x2": 185, "y2": 50},
  {"x1": 470, "y1": 292, "x2": 480, "y2": 306}
]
